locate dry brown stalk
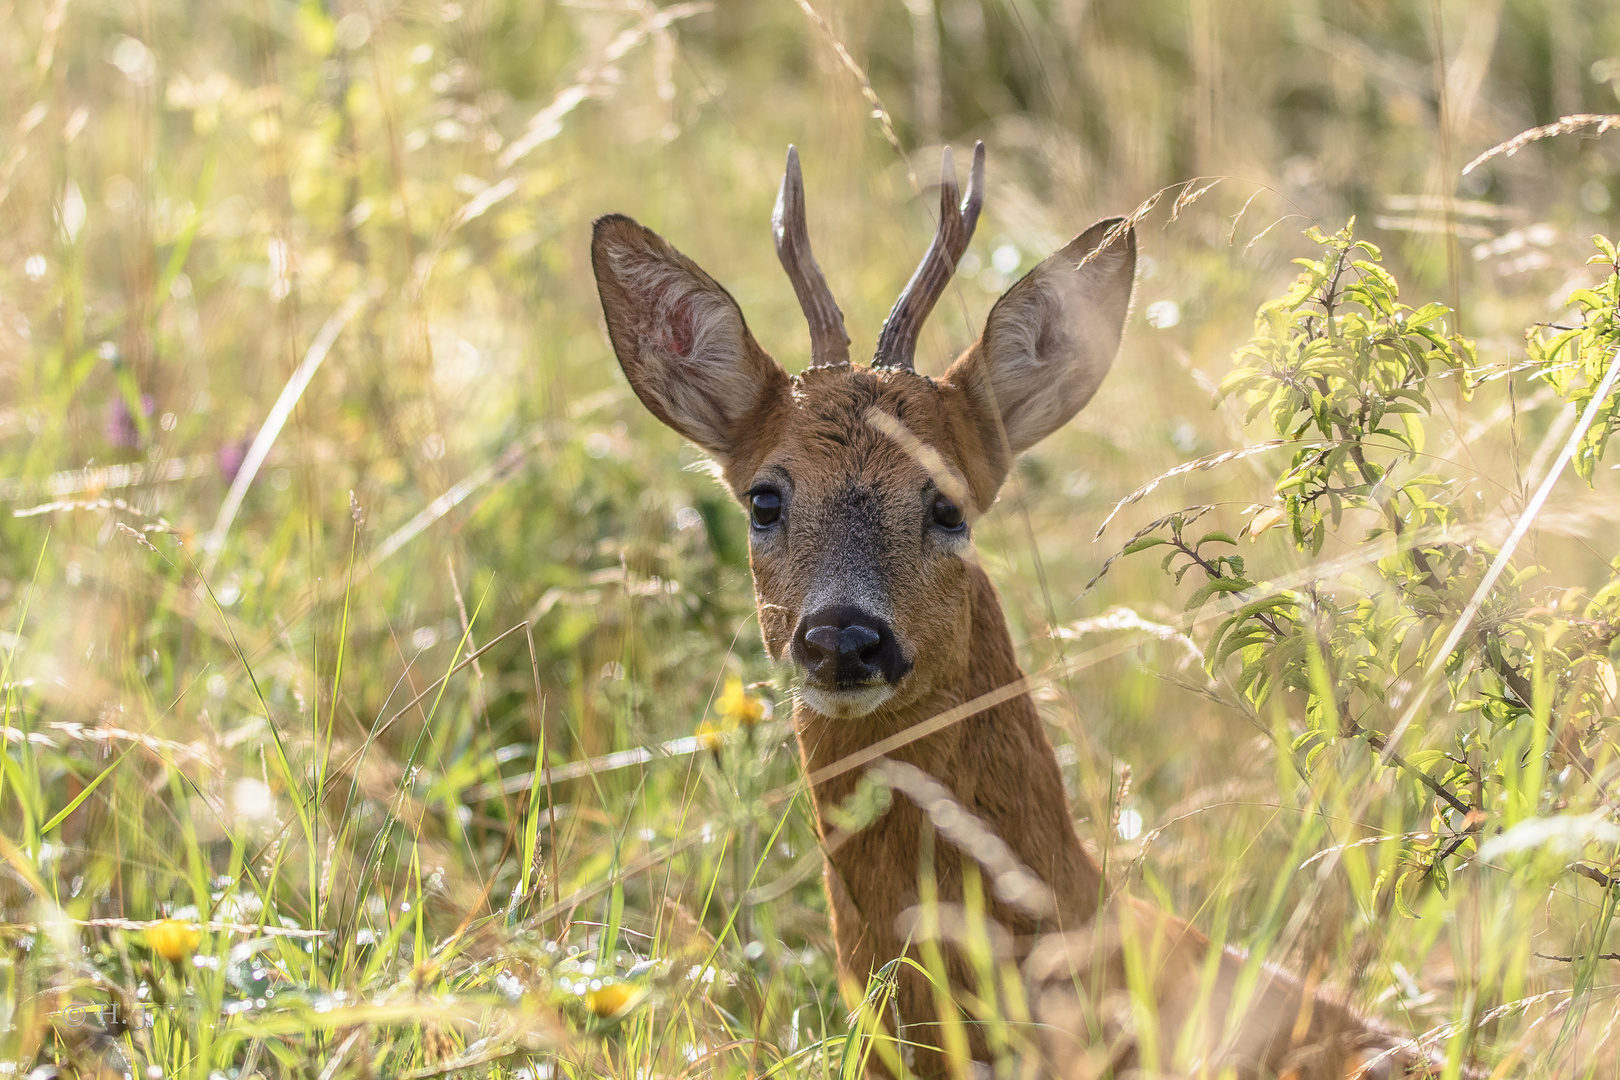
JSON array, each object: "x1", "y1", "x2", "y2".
[{"x1": 1462, "y1": 113, "x2": 1620, "y2": 175}]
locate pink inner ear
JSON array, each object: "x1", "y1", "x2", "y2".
[{"x1": 645, "y1": 293, "x2": 696, "y2": 358}]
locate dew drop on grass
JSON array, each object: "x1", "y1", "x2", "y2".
[
  {"x1": 233, "y1": 778, "x2": 273, "y2": 821},
  {"x1": 1145, "y1": 300, "x2": 1181, "y2": 329},
  {"x1": 1117, "y1": 808, "x2": 1143, "y2": 840},
  {"x1": 111, "y1": 37, "x2": 156, "y2": 82}
]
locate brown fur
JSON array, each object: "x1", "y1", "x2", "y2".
[{"x1": 591, "y1": 211, "x2": 1442, "y2": 1079}]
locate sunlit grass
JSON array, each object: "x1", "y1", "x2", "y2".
[{"x1": 3, "y1": 0, "x2": 1620, "y2": 1076}]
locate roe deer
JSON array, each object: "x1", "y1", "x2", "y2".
[{"x1": 591, "y1": 145, "x2": 1445, "y2": 1079}]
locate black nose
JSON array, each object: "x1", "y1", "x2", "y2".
[{"x1": 792, "y1": 605, "x2": 909, "y2": 688}]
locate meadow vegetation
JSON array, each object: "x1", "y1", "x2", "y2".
[{"x1": 3, "y1": 0, "x2": 1620, "y2": 1076}]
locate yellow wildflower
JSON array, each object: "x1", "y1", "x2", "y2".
[
  {"x1": 585, "y1": 980, "x2": 643, "y2": 1018},
  {"x1": 714, "y1": 675, "x2": 766, "y2": 729},
  {"x1": 696, "y1": 720, "x2": 724, "y2": 755},
  {"x1": 145, "y1": 919, "x2": 200, "y2": 964}
]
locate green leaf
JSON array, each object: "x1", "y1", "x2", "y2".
[
  {"x1": 41, "y1": 744, "x2": 138, "y2": 834},
  {"x1": 1216, "y1": 627, "x2": 1275, "y2": 667},
  {"x1": 1400, "y1": 410, "x2": 1425, "y2": 454},
  {"x1": 1393, "y1": 870, "x2": 1421, "y2": 918},
  {"x1": 1429, "y1": 861, "x2": 1449, "y2": 898},
  {"x1": 1184, "y1": 577, "x2": 1251, "y2": 613},
  {"x1": 1122, "y1": 536, "x2": 1170, "y2": 555}
]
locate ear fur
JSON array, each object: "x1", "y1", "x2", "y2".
[
  {"x1": 591, "y1": 214, "x2": 789, "y2": 456},
  {"x1": 945, "y1": 218, "x2": 1136, "y2": 475}
]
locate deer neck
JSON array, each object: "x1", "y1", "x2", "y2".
[{"x1": 790, "y1": 565, "x2": 1104, "y2": 944}]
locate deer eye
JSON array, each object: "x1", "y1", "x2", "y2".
[
  {"x1": 931, "y1": 495, "x2": 965, "y2": 532},
  {"x1": 749, "y1": 490, "x2": 782, "y2": 529}
]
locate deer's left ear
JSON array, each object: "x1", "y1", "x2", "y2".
[
  {"x1": 592, "y1": 214, "x2": 790, "y2": 458},
  {"x1": 945, "y1": 218, "x2": 1135, "y2": 476}
]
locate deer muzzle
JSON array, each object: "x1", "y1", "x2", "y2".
[{"x1": 791, "y1": 604, "x2": 911, "y2": 717}]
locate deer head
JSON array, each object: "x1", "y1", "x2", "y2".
[{"x1": 591, "y1": 145, "x2": 1135, "y2": 724}]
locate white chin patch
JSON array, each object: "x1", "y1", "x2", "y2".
[{"x1": 799, "y1": 684, "x2": 895, "y2": 719}]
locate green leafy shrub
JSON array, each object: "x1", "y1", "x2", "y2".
[{"x1": 1114, "y1": 223, "x2": 1620, "y2": 919}]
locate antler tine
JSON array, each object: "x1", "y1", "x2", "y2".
[
  {"x1": 873, "y1": 141, "x2": 986, "y2": 371},
  {"x1": 773, "y1": 146, "x2": 851, "y2": 367}
]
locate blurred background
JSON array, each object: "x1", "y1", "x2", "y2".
[{"x1": 3, "y1": 0, "x2": 1620, "y2": 1075}]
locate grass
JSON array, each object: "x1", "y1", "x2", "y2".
[{"x1": 2, "y1": 0, "x2": 1620, "y2": 1076}]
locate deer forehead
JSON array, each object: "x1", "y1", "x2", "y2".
[{"x1": 739, "y1": 365, "x2": 975, "y2": 498}]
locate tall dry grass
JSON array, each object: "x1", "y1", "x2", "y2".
[{"x1": 2, "y1": 0, "x2": 1619, "y2": 1076}]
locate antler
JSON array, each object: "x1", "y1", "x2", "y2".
[
  {"x1": 872, "y1": 142, "x2": 986, "y2": 371},
  {"x1": 774, "y1": 146, "x2": 851, "y2": 367}
]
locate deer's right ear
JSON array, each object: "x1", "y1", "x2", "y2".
[{"x1": 592, "y1": 214, "x2": 789, "y2": 457}]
